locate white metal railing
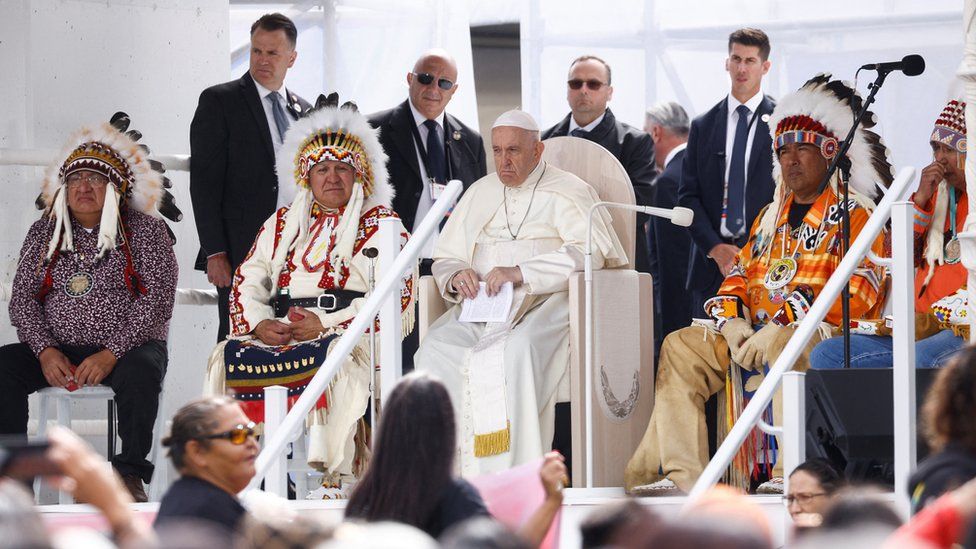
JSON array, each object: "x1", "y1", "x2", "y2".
[
  {"x1": 247, "y1": 179, "x2": 463, "y2": 490},
  {"x1": 686, "y1": 168, "x2": 917, "y2": 514}
]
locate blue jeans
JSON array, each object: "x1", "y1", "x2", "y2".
[{"x1": 809, "y1": 329, "x2": 964, "y2": 369}]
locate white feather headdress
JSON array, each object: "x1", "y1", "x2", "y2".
[
  {"x1": 755, "y1": 74, "x2": 894, "y2": 250},
  {"x1": 270, "y1": 98, "x2": 394, "y2": 285},
  {"x1": 39, "y1": 112, "x2": 181, "y2": 260}
]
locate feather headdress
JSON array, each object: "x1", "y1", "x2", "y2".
[
  {"x1": 271, "y1": 94, "x2": 393, "y2": 285},
  {"x1": 755, "y1": 74, "x2": 894, "y2": 250},
  {"x1": 39, "y1": 111, "x2": 182, "y2": 260}
]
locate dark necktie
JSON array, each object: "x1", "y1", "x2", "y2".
[
  {"x1": 423, "y1": 119, "x2": 447, "y2": 184},
  {"x1": 571, "y1": 128, "x2": 589, "y2": 138},
  {"x1": 727, "y1": 104, "x2": 751, "y2": 236},
  {"x1": 268, "y1": 91, "x2": 290, "y2": 143}
]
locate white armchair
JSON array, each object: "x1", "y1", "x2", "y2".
[{"x1": 418, "y1": 136, "x2": 655, "y2": 487}]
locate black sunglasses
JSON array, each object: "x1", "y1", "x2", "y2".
[
  {"x1": 413, "y1": 72, "x2": 455, "y2": 91},
  {"x1": 199, "y1": 422, "x2": 257, "y2": 445},
  {"x1": 568, "y1": 79, "x2": 607, "y2": 91}
]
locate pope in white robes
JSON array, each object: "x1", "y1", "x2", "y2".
[{"x1": 416, "y1": 110, "x2": 627, "y2": 476}]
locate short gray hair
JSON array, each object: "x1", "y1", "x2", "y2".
[{"x1": 645, "y1": 101, "x2": 690, "y2": 137}]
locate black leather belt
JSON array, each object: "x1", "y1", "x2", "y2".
[{"x1": 273, "y1": 290, "x2": 365, "y2": 317}]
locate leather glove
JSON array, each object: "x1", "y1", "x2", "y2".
[
  {"x1": 719, "y1": 317, "x2": 754, "y2": 357},
  {"x1": 732, "y1": 322, "x2": 781, "y2": 371}
]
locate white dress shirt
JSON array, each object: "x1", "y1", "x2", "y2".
[
  {"x1": 721, "y1": 90, "x2": 764, "y2": 238},
  {"x1": 664, "y1": 142, "x2": 687, "y2": 170},
  {"x1": 568, "y1": 110, "x2": 607, "y2": 134},
  {"x1": 253, "y1": 79, "x2": 296, "y2": 209},
  {"x1": 407, "y1": 99, "x2": 447, "y2": 258}
]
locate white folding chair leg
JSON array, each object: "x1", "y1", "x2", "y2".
[
  {"x1": 34, "y1": 394, "x2": 53, "y2": 503},
  {"x1": 56, "y1": 395, "x2": 72, "y2": 505},
  {"x1": 148, "y1": 387, "x2": 168, "y2": 502}
]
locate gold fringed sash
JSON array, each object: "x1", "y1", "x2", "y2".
[{"x1": 474, "y1": 421, "x2": 511, "y2": 457}]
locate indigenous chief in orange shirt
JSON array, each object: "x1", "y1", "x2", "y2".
[{"x1": 624, "y1": 74, "x2": 892, "y2": 496}]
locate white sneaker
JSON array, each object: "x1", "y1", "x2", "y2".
[
  {"x1": 629, "y1": 478, "x2": 685, "y2": 497},
  {"x1": 756, "y1": 477, "x2": 784, "y2": 494}
]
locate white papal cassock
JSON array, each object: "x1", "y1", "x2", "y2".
[{"x1": 416, "y1": 161, "x2": 627, "y2": 476}]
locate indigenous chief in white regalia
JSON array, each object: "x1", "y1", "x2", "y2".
[
  {"x1": 416, "y1": 110, "x2": 627, "y2": 476},
  {"x1": 205, "y1": 96, "x2": 414, "y2": 496}
]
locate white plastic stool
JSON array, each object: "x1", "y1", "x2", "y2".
[{"x1": 35, "y1": 386, "x2": 167, "y2": 504}]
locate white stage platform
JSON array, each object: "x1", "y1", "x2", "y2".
[{"x1": 36, "y1": 488, "x2": 795, "y2": 547}]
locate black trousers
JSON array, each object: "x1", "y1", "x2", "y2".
[
  {"x1": 0, "y1": 340, "x2": 167, "y2": 483},
  {"x1": 217, "y1": 285, "x2": 231, "y2": 342}
]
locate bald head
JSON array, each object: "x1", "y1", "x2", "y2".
[
  {"x1": 408, "y1": 49, "x2": 459, "y2": 120},
  {"x1": 492, "y1": 126, "x2": 544, "y2": 187},
  {"x1": 413, "y1": 49, "x2": 457, "y2": 74}
]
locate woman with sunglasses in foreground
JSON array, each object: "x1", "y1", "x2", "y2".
[{"x1": 154, "y1": 396, "x2": 259, "y2": 536}]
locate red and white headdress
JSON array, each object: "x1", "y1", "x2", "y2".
[
  {"x1": 270, "y1": 95, "x2": 393, "y2": 284},
  {"x1": 754, "y1": 74, "x2": 894, "y2": 248},
  {"x1": 930, "y1": 99, "x2": 966, "y2": 153}
]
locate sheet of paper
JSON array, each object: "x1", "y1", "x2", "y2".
[{"x1": 459, "y1": 281, "x2": 513, "y2": 323}]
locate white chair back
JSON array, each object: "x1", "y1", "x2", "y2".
[{"x1": 541, "y1": 136, "x2": 637, "y2": 269}]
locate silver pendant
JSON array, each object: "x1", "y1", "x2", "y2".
[
  {"x1": 763, "y1": 258, "x2": 798, "y2": 290},
  {"x1": 945, "y1": 236, "x2": 961, "y2": 265},
  {"x1": 64, "y1": 272, "x2": 94, "y2": 297}
]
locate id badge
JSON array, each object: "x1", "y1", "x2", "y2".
[{"x1": 430, "y1": 181, "x2": 447, "y2": 200}]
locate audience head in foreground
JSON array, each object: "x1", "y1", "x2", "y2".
[
  {"x1": 346, "y1": 373, "x2": 488, "y2": 538},
  {"x1": 910, "y1": 344, "x2": 976, "y2": 512},
  {"x1": 786, "y1": 457, "x2": 845, "y2": 525},
  {"x1": 155, "y1": 396, "x2": 257, "y2": 535},
  {"x1": 579, "y1": 499, "x2": 660, "y2": 549}
]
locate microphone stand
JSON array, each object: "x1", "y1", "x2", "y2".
[
  {"x1": 363, "y1": 247, "x2": 379, "y2": 442},
  {"x1": 817, "y1": 68, "x2": 891, "y2": 369}
]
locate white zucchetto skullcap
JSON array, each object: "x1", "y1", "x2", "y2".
[{"x1": 492, "y1": 109, "x2": 540, "y2": 132}]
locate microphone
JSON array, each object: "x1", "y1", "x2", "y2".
[
  {"x1": 859, "y1": 54, "x2": 925, "y2": 77},
  {"x1": 596, "y1": 203, "x2": 694, "y2": 226}
]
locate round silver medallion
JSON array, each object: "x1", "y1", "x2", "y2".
[
  {"x1": 64, "y1": 272, "x2": 94, "y2": 297},
  {"x1": 945, "y1": 236, "x2": 961, "y2": 265}
]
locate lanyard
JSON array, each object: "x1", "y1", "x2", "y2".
[
  {"x1": 408, "y1": 120, "x2": 453, "y2": 184},
  {"x1": 948, "y1": 186, "x2": 958, "y2": 239}
]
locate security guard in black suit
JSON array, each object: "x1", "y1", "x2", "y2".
[
  {"x1": 190, "y1": 13, "x2": 311, "y2": 342},
  {"x1": 367, "y1": 49, "x2": 487, "y2": 371},
  {"x1": 542, "y1": 55, "x2": 657, "y2": 274}
]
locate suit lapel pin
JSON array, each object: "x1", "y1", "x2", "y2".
[
  {"x1": 452, "y1": 130, "x2": 461, "y2": 141},
  {"x1": 760, "y1": 114, "x2": 770, "y2": 124}
]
